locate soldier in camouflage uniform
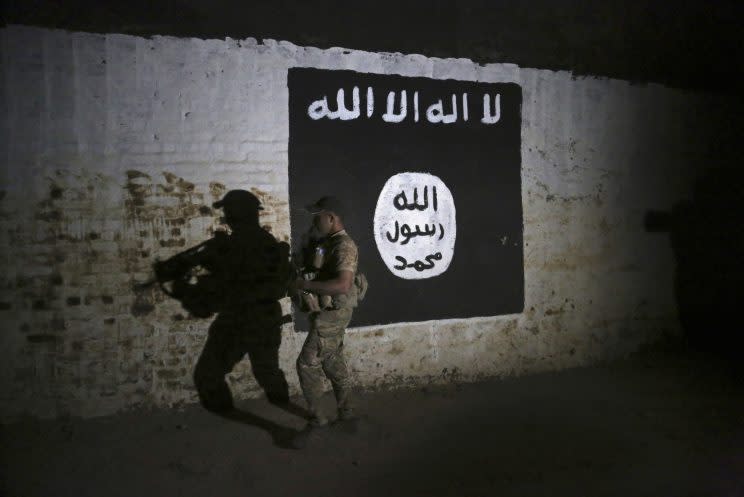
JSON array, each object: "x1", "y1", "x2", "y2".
[{"x1": 293, "y1": 196, "x2": 359, "y2": 427}]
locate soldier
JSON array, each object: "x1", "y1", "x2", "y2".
[{"x1": 293, "y1": 196, "x2": 359, "y2": 427}]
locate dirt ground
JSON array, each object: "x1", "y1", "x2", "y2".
[{"x1": 2, "y1": 344, "x2": 744, "y2": 497}]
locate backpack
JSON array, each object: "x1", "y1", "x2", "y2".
[
  {"x1": 329, "y1": 271, "x2": 368, "y2": 310},
  {"x1": 354, "y1": 272, "x2": 368, "y2": 303}
]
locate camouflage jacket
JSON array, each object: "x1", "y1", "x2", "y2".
[{"x1": 317, "y1": 230, "x2": 359, "y2": 310}]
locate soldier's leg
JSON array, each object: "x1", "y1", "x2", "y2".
[
  {"x1": 313, "y1": 308, "x2": 354, "y2": 418},
  {"x1": 247, "y1": 340, "x2": 290, "y2": 405},
  {"x1": 320, "y1": 334, "x2": 354, "y2": 417},
  {"x1": 194, "y1": 319, "x2": 245, "y2": 412},
  {"x1": 296, "y1": 330, "x2": 328, "y2": 425},
  {"x1": 246, "y1": 308, "x2": 289, "y2": 405}
]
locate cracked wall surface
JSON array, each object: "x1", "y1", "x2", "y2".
[{"x1": 0, "y1": 25, "x2": 733, "y2": 420}]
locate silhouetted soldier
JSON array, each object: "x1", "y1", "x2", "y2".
[
  {"x1": 645, "y1": 163, "x2": 744, "y2": 363},
  {"x1": 155, "y1": 190, "x2": 291, "y2": 412}
]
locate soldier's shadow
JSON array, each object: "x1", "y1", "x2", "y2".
[
  {"x1": 195, "y1": 303, "x2": 307, "y2": 449},
  {"x1": 155, "y1": 190, "x2": 308, "y2": 448},
  {"x1": 644, "y1": 163, "x2": 744, "y2": 366}
]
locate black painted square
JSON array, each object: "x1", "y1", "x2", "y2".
[{"x1": 289, "y1": 68, "x2": 523, "y2": 327}]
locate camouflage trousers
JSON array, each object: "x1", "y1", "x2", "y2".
[{"x1": 297, "y1": 307, "x2": 354, "y2": 417}]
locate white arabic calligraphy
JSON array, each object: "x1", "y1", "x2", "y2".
[
  {"x1": 374, "y1": 172, "x2": 457, "y2": 280},
  {"x1": 382, "y1": 90, "x2": 407, "y2": 123},
  {"x1": 366, "y1": 86, "x2": 374, "y2": 118},
  {"x1": 307, "y1": 88, "x2": 505, "y2": 126},
  {"x1": 481, "y1": 93, "x2": 501, "y2": 124},
  {"x1": 426, "y1": 94, "x2": 458, "y2": 124},
  {"x1": 308, "y1": 87, "x2": 362, "y2": 121}
]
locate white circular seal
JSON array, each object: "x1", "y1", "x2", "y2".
[{"x1": 374, "y1": 172, "x2": 456, "y2": 279}]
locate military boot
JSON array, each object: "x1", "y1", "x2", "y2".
[{"x1": 308, "y1": 410, "x2": 329, "y2": 427}]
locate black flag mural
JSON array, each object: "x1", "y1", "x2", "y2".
[{"x1": 289, "y1": 68, "x2": 523, "y2": 327}]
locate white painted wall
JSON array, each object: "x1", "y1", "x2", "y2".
[{"x1": 0, "y1": 25, "x2": 727, "y2": 420}]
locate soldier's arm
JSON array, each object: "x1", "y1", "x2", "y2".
[
  {"x1": 154, "y1": 234, "x2": 224, "y2": 282},
  {"x1": 298, "y1": 270, "x2": 353, "y2": 296}
]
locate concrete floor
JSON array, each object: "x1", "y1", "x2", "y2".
[{"x1": 2, "y1": 344, "x2": 743, "y2": 497}]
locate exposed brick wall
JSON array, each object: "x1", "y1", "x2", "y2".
[{"x1": 0, "y1": 25, "x2": 734, "y2": 420}]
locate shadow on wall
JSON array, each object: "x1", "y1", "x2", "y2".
[
  {"x1": 645, "y1": 164, "x2": 744, "y2": 361},
  {"x1": 152, "y1": 189, "x2": 303, "y2": 446}
]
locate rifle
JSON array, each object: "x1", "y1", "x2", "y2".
[
  {"x1": 290, "y1": 229, "x2": 330, "y2": 312},
  {"x1": 132, "y1": 234, "x2": 227, "y2": 318},
  {"x1": 134, "y1": 239, "x2": 209, "y2": 292}
]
